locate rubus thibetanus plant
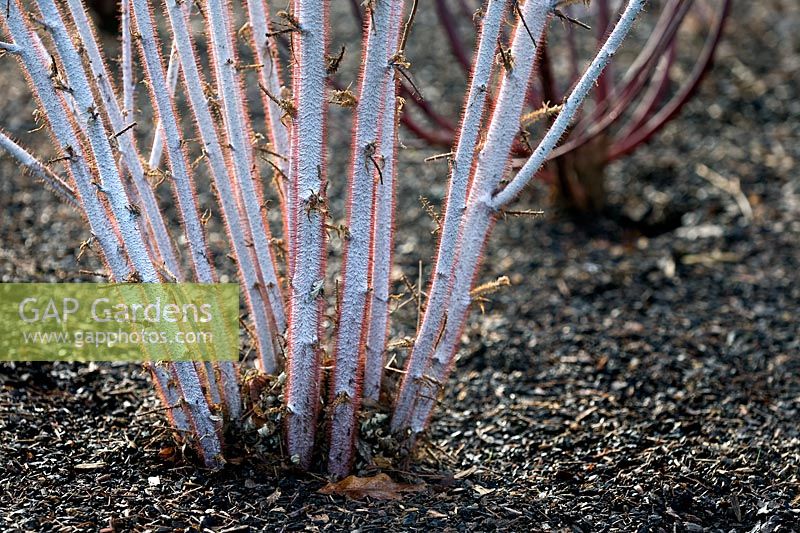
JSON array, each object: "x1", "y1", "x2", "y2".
[
  {"x1": 0, "y1": 0, "x2": 645, "y2": 477},
  {"x1": 379, "y1": 0, "x2": 731, "y2": 211}
]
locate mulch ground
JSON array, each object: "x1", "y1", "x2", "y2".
[{"x1": 1, "y1": 1, "x2": 799, "y2": 531}]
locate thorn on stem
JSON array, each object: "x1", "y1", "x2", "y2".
[
  {"x1": 310, "y1": 279, "x2": 325, "y2": 300},
  {"x1": 304, "y1": 186, "x2": 327, "y2": 222},
  {"x1": 77, "y1": 236, "x2": 96, "y2": 261},
  {"x1": 424, "y1": 152, "x2": 454, "y2": 163},
  {"x1": 520, "y1": 102, "x2": 563, "y2": 127},
  {"x1": 267, "y1": 10, "x2": 301, "y2": 37},
  {"x1": 331, "y1": 391, "x2": 351, "y2": 408},
  {"x1": 470, "y1": 275, "x2": 511, "y2": 313},
  {"x1": 48, "y1": 145, "x2": 76, "y2": 166},
  {"x1": 553, "y1": 0, "x2": 592, "y2": 30},
  {"x1": 365, "y1": 141, "x2": 385, "y2": 184},
  {"x1": 326, "y1": 45, "x2": 346, "y2": 74},
  {"x1": 330, "y1": 87, "x2": 358, "y2": 108},
  {"x1": 497, "y1": 46, "x2": 515, "y2": 71},
  {"x1": 500, "y1": 208, "x2": 545, "y2": 219},
  {"x1": 513, "y1": 0, "x2": 539, "y2": 48},
  {"x1": 126, "y1": 203, "x2": 141, "y2": 217},
  {"x1": 398, "y1": 0, "x2": 419, "y2": 55},
  {"x1": 48, "y1": 55, "x2": 73, "y2": 93},
  {"x1": 113, "y1": 122, "x2": 137, "y2": 138},
  {"x1": 259, "y1": 83, "x2": 296, "y2": 122}
]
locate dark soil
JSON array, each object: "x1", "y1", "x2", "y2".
[{"x1": 1, "y1": 1, "x2": 799, "y2": 531}]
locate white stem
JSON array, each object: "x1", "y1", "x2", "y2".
[
  {"x1": 65, "y1": 0, "x2": 182, "y2": 279},
  {"x1": 397, "y1": 0, "x2": 554, "y2": 434},
  {"x1": 6, "y1": 2, "x2": 231, "y2": 460},
  {"x1": 285, "y1": 0, "x2": 328, "y2": 470},
  {"x1": 245, "y1": 0, "x2": 291, "y2": 163},
  {"x1": 204, "y1": 0, "x2": 287, "y2": 343},
  {"x1": 148, "y1": 362, "x2": 192, "y2": 434},
  {"x1": 1, "y1": 2, "x2": 129, "y2": 278},
  {"x1": 363, "y1": 0, "x2": 407, "y2": 402},
  {"x1": 164, "y1": 0, "x2": 279, "y2": 376},
  {"x1": 492, "y1": 0, "x2": 647, "y2": 208},
  {"x1": 170, "y1": 360, "x2": 224, "y2": 469},
  {"x1": 409, "y1": 0, "x2": 648, "y2": 432},
  {"x1": 25, "y1": 28, "x2": 83, "y2": 123},
  {"x1": 0, "y1": 41, "x2": 19, "y2": 53},
  {"x1": 1, "y1": 3, "x2": 192, "y2": 442},
  {"x1": 129, "y1": 0, "x2": 214, "y2": 284},
  {"x1": 148, "y1": 42, "x2": 180, "y2": 171},
  {"x1": 329, "y1": 0, "x2": 399, "y2": 478},
  {"x1": 245, "y1": 0, "x2": 292, "y2": 247},
  {"x1": 391, "y1": 0, "x2": 511, "y2": 432},
  {"x1": 154, "y1": 0, "x2": 254, "y2": 417},
  {"x1": 36, "y1": 0, "x2": 159, "y2": 282},
  {"x1": 133, "y1": 0, "x2": 247, "y2": 418},
  {"x1": 0, "y1": 129, "x2": 78, "y2": 208},
  {"x1": 465, "y1": 0, "x2": 553, "y2": 203},
  {"x1": 130, "y1": 0, "x2": 228, "y2": 464},
  {"x1": 407, "y1": 200, "x2": 493, "y2": 433},
  {"x1": 216, "y1": 360, "x2": 241, "y2": 420},
  {"x1": 121, "y1": 0, "x2": 134, "y2": 120},
  {"x1": 200, "y1": 361, "x2": 223, "y2": 406}
]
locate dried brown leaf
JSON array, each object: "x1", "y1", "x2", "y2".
[{"x1": 318, "y1": 473, "x2": 424, "y2": 501}]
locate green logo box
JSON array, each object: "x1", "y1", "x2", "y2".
[{"x1": 0, "y1": 283, "x2": 240, "y2": 362}]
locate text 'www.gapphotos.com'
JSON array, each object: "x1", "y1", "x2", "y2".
[{"x1": 21, "y1": 328, "x2": 214, "y2": 349}]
